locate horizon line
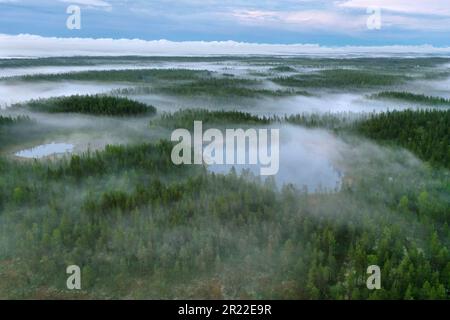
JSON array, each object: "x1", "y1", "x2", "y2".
[{"x1": 2, "y1": 33, "x2": 450, "y2": 58}]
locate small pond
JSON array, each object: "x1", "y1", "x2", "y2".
[{"x1": 15, "y1": 142, "x2": 74, "y2": 159}]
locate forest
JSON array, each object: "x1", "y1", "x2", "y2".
[
  {"x1": 0, "y1": 56, "x2": 449, "y2": 300},
  {"x1": 0, "y1": 112, "x2": 448, "y2": 298},
  {"x1": 370, "y1": 91, "x2": 450, "y2": 106},
  {"x1": 271, "y1": 69, "x2": 407, "y2": 88},
  {"x1": 285, "y1": 109, "x2": 449, "y2": 168},
  {"x1": 10, "y1": 68, "x2": 210, "y2": 83},
  {"x1": 14, "y1": 95, "x2": 156, "y2": 116},
  {"x1": 155, "y1": 78, "x2": 305, "y2": 98},
  {"x1": 355, "y1": 109, "x2": 450, "y2": 168},
  {"x1": 152, "y1": 109, "x2": 272, "y2": 129}
]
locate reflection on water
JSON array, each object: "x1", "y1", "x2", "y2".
[
  {"x1": 15, "y1": 142, "x2": 74, "y2": 159},
  {"x1": 207, "y1": 126, "x2": 343, "y2": 192}
]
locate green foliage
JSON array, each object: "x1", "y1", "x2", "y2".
[
  {"x1": 272, "y1": 69, "x2": 407, "y2": 88},
  {"x1": 0, "y1": 115, "x2": 36, "y2": 149},
  {"x1": 0, "y1": 137, "x2": 448, "y2": 299},
  {"x1": 285, "y1": 112, "x2": 363, "y2": 130},
  {"x1": 15, "y1": 95, "x2": 156, "y2": 116},
  {"x1": 286, "y1": 109, "x2": 450, "y2": 169},
  {"x1": 152, "y1": 109, "x2": 273, "y2": 129},
  {"x1": 12, "y1": 69, "x2": 210, "y2": 83},
  {"x1": 1, "y1": 56, "x2": 450, "y2": 300},
  {"x1": 356, "y1": 109, "x2": 450, "y2": 168},
  {"x1": 0, "y1": 115, "x2": 32, "y2": 127},
  {"x1": 47, "y1": 141, "x2": 184, "y2": 179},
  {"x1": 370, "y1": 91, "x2": 450, "y2": 106},
  {"x1": 269, "y1": 66, "x2": 297, "y2": 72},
  {"x1": 155, "y1": 78, "x2": 307, "y2": 98}
]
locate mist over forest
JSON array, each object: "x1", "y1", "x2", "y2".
[{"x1": 0, "y1": 56, "x2": 448, "y2": 299}]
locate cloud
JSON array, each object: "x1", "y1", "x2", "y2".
[
  {"x1": 1, "y1": 1, "x2": 449, "y2": 44},
  {"x1": 232, "y1": 9, "x2": 365, "y2": 32},
  {"x1": 1, "y1": 33, "x2": 450, "y2": 58},
  {"x1": 380, "y1": 13, "x2": 450, "y2": 31},
  {"x1": 230, "y1": 2, "x2": 450, "y2": 34},
  {"x1": 338, "y1": 0, "x2": 450, "y2": 17},
  {"x1": 59, "y1": 0, "x2": 111, "y2": 8}
]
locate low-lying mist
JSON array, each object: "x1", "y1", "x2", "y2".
[
  {"x1": 207, "y1": 125, "x2": 344, "y2": 192},
  {"x1": 0, "y1": 81, "x2": 129, "y2": 108}
]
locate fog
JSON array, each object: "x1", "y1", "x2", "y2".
[
  {"x1": 250, "y1": 93, "x2": 381, "y2": 116},
  {"x1": 207, "y1": 125, "x2": 344, "y2": 191},
  {"x1": 2, "y1": 60, "x2": 445, "y2": 114},
  {"x1": 0, "y1": 81, "x2": 128, "y2": 107},
  {"x1": 0, "y1": 65, "x2": 160, "y2": 79},
  {"x1": 3, "y1": 34, "x2": 450, "y2": 57},
  {"x1": 0, "y1": 61, "x2": 274, "y2": 79},
  {"x1": 405, "y1": 77, "x2": 450, "y2": 99},
  {"x1": 134, "y1": 90, "x2": 421, "y2": 117},
  {"x1": 1, "y1": 59, "x2": 447, "y2": 191}
]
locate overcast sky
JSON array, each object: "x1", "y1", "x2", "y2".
[{"x1": 0, "y1": 0, "x2": 449, "y2": 46}]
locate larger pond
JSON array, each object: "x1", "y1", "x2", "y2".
[{"x1": 206, "y1": 125, "x2": 343, "y2": 192}]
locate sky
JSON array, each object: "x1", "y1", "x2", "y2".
[{"x1": 0, "y1": 0, "x2": 449, "y2": 47}]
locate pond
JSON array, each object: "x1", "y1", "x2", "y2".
[
  {"x1": 15, "y1": 142, "x2": 74, "y2": 159},
  {"x1": 206, "y1": 125, "x2": 343, "y2": 192}
]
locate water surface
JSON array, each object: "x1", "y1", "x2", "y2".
[{"x1": 15, "y1": 142, "x2": 74, "y2": 159}]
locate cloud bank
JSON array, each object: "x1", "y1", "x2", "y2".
[{"x1": 1, "y1": 34, "x2": 450, "y2": 58}]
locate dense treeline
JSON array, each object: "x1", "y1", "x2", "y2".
[
  {"x1": 269, "y1": 66, "x2": 297, "y2": 73},
  {"x1": 285, "y1": 109, "x2": 450, "y2": 169},
  {"x1": 0, "y1": 108, "x2": 448, "y2": 300},
  {"x1": 156, "y1": 78, "x2": 307, "y2": 98},
  {"x1": 1, "y1": 56, "x2": 448, "y2": 70},
  {"x1": 356, "y1": 109, "x2": 450, "y2": 168},
  {"x1": 154, "y1": 109, "x2": 365, "y2": 132},
  {"x1": 12, "y1": 69, "x2": 210, "y2": 82},
  {"x1": 46, "y1": 141, "x2": 187, "y2": 180},
  {"x1": 1, "y1": 57, "x2": 450, "y2": 300},
  {"x1": 15, "y1": 95, "x2": 156, "y2": 116},
  {"x1": 370, "y1": 91, "x2": 450, "y2": 106},
  {"x1": 285, "y1": 112, "x2": 364, "y2": 130},
  {"x1": 0, "y1": 115, "x2": 36, "y2": 148},
  {"x1": 272, "y1": 69, "x2": 406, "y2": 88},
  {"x1": 152, "y1": 109, "x2": 273, "y2": 129},
  {"x1": 0, "y1": 136, "x2": 448, "y2": 299},
  {"x1": 0, "y1": 115, "x2": 31, "y2": 127},
  {"x1": 152, "y1": 108, "x2": 450, "y2": 170},
  {"x1": 0, "y1": 56, "x2": 252, "y2": 69},
  {"x1": 114, "y1": 82, "x2": 309, "y2": 98}
]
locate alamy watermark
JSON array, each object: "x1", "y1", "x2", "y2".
[
  {"x1": 367, "y1": 265, "x2": 381, "y2": 290},
  {"x1": 66, "y1": 265, "x2": 81, "y2": 290},
  {"x1": 171, "y1": 121, "x2": 280, "y2": 176},
  {"x1": 367, "y1": 7, "x2": 382, "y2": 30},
  {"x1": 65, "y1": 5, "x2": 382, "y2": 32},
  {"x1": 66, "y1": 5, "x2": 81, "y2": 30}
]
